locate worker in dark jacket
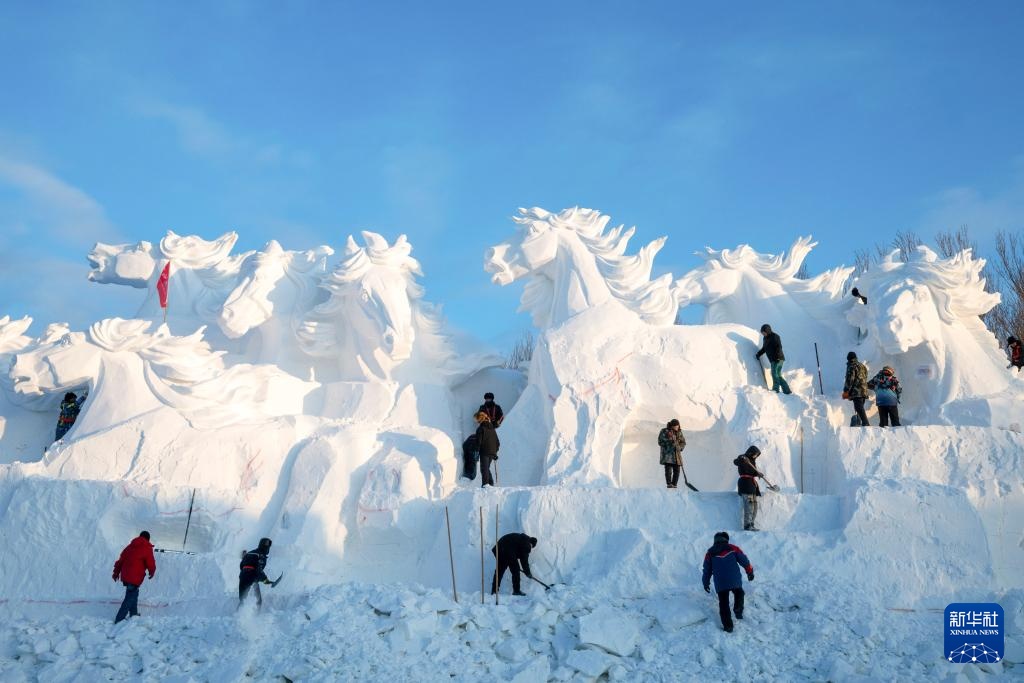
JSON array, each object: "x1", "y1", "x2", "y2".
[
  {"x1": 54, "y1": 391, "x2": 87, "y2": 441},
  {"x1": 867, "y1": 365, "x2": 902, "y2": 427},
  {"x1": 477, "y1": 392, "x2": 504, "y2": 427},
  {"x1": 112, "y1": 530, "x2": 156, "y2": 623},
  {"x1": 491, "y1": 533, "x2": 537, "y2": 596},
  {"x1": 755, "y1": 324, "x2": 792, "y2": 395},
  {"x1": 734, "y1": 446, "x2": 765, "y2": 531},
  {"x1": 461, "y1": 433, "x2": 479, "y2": 480},
  {"x1": 475, "y1": 411, "x2": 500, "y2": 487},
  {"x1": 843, "y1": 351, "x2": 870, "y2": 426},
  {"x1": 702, "y1": 531, "x2": 754, "y2": 633},
  {"x1": 657, "y1": 419, "x2": 687, "y2": 489},
  {"x1": 238, "y1": 537, "x2": 274, "y2": 608},
  {"x1": 1008, "y1": 336, "x2": 1023, "y2": 369}
]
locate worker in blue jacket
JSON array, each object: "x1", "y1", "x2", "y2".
[{"x1": 702, "y1": 531, "x2": 754, "y2": 632}]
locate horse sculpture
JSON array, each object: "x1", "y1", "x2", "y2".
[
  {"x1": 484, "y1": 207, "x2": 678, "y2": 329},
  {"x1": 847, "y1": 246, "x2": 1023, "y2": 424},
  {"x1": 8, "y1": 317, "x2": 310, "y2": 437},
  {"x1": 674, "y1": 236, "x2": 856, "y2": 394},
  {"x1": 88, "y1": 231, "x2": 252, "y2": 344},
  {"x1": 219, "y1": 240, "x2": 333, "y2": 378},
  {"x1": 299, "y1": 231, "x2": 493, "y2": 385}
]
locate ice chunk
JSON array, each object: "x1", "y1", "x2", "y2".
[
  {"x1": 566, "y1": 648, "x2": 615, "y2": 678},
  {"x1": 578, "y1": 606, "x2": 638, "y2": 656}
]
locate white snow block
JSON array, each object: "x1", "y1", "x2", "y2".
[
  {"x1": 496, "y1": 637, "x2": 532, "y2": 663},
  {"x1": 566, "y1": 648, "x2": 615, "y2": 678},
  {"x1": 578, "y1": 606, "x2": 638, "y2": 656},
  {"x1": 510, "y1": 657, "x2": 551, "y2": 683}
]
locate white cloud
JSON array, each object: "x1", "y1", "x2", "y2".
[
  {"x1": 0, "y1": 155, "x2": 120, "y2": 247},
  {"x1": 131, "y1": 96, "x2": 314, "y2": 169},
  {"x1": 919, "y1": 160, "x2": 1024, "y2": 239},
  {"x1": 133, "y1": 98, "x2": 235, "y2": 158}
]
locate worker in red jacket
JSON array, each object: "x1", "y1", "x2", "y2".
[{"x1": 112, "y1": 531, "x2": 156, "y2": 623}]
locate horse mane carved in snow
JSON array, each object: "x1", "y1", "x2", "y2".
[
  {"x1": 8, "y1": 318, "x2": 286, "y2": 429},
  {"x1": 299, "y1": 232, "x2": 481, "y2": 383},
  {"x1": 484, "y1": 207, "x2": 678, "y2": 329}
]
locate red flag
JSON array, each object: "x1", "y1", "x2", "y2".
[{"x1": 156, "y1": 262, "x2": 171, "y2": 309}]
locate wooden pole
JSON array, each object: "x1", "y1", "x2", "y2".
[
  {"x1": 814, "y1": 342, "x2": 824, "y2": 395},
  {"x1": 181, "y1": 489, "x2": 196, "y2": 550},
  {"x1": 479, "y1": 506, "x2": 485, "y2": 604},
  {"x1": 796, "y1": 426, "x2": 803, "y2": 493},
  {"x1": 494, "y1": 504, "x2": 499, "y2": 606},
  {"x1": 445, "y1": 506, "x2": 458, "y2": 603}
]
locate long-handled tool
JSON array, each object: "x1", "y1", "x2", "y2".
[
  {"x1": 762, "y1": 476, "x2": 781, "y2": 492},
  {"x1": 154, "y1": 548, "x2": 196, "y2": 555},
  {"x1": 680, "y1": 463, "x2": 699, "y2": 492},
  {"x1": 527, "y1": 575, "x2": 552, "y2": 591}
]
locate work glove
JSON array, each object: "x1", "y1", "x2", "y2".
[
  {"x1": 747, "y1": 571, "x2": 754, "y2": 581},
  {"x1": 263, "y1": 579, "x2": 272, "y2": 585},
  {"x1": 492, "y1": 455, "x2": 499, "y2": 460},
  {"x1": 842, "y1": 391, "x2": 850, "y2": 400},
  {"x1": 704, "y1": 585, "x2": 711, "y2": 594},
  {"x1": 112, "y1": 572, "x2": 119, "y2": 582}
]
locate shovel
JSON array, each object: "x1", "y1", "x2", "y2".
[{"x1": 528, "y1": 575, "x2": 553, "y2": 591}]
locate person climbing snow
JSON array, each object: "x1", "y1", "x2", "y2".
[
  {"x1": 54, "y1": 391, "x2": 87, "y2": 441},
  {"x1": 477, "y1": 392, "x2": 504, "y2": 427},
  {"x1": 734, "y1": 446, "x2": 766, "y2": 531},
  {"x1": 491, "y1": 533, "x2": 536, "y2": 596},
  {"x1": 112, "y1": 530, "x2": 156, "y2": 624},
  {"x1": 1008, "y1": 336, "x2": 1023, "y2": 369},
  {"x1": 755, "y1": 324, "x2": 792, "y2": 395},
  {"x1": 867, "y1": 365, "x2": 902, "y2": 427},
  {"x1": 702, "y1": 531, "x2": 754, "y2": 633},
  {"x1": 238, "y1": 537, "x2": 274, "y2": 609},
  {"x1": 843, "y1": 351, "x2": 870, "y2": 426},
  {"x1": 461, "y1": 432, "x2": 480, "y2": 480},
  {"x1": 475, "y1": 411, "x2": 500, "y2": 487},
  {"x1": 851, "y1": 287, "x2": 868, "y2": 305},
  {"x1": 657, "y1": 419, "x2": 687, "y2": 489}
]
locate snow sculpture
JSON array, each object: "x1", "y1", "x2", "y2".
[
  {"x1": 848, "y1": 246, "x2": 1023, "y2": 424},
  {"x1": 219, "y1": 240, "x2": 333, "y2": 377},
  {"x1": 484, "y1": 207, "x2": 678, "y2": 328},
  {"x1": 674, "y1": 236, "x2": 856, "y2": 393},
  {"x1": 0, "y1": 315, "x2": 32, "y2": 355},
  {"x1": 87, "y1": 240, "x2": 158, "y2": 288},
  {"x1": 0, "y1": 316, "x2": 55, "y2": 463},
  {"x1": 486, "y1": 208, "x2": 801, "y2": 488},
  {"x1": 89, "y1": 231, "x2": 252, "y2": 342},
  {"x1": 9, "y1": 317, "x2": 310, "y2": 435},
  {"x1": 300, "y1": 231, "x2": 493, "y2": 385}
]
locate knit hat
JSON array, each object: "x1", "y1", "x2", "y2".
[
  {"x1": 667, "y1": 418, "x2": 680, "y2": 428},
  {"x1": 847, "y1": 351, "x2": 858, "y2": 361},
  {"x1": 258, "y1": 537, "x2": 272, "y2": 552},
  {"x1": 760, "y1": 324, "x2": 772, "y2": 334},
  {"x1": 484, "y1": 392, "x2": 495, "y2": 400},
  {"x1": 745, "y1": 446, "x2": 761, "y2": 458},
  {"x1": 714, "y1": 531, "x2": 729, "y2": 544},
  {"x1": 529, "y1": 537, "x2": 538, "y2": 547},
  {"x1": 140, "y1": 530, "x2": 150, "y2": 540},
  {"x1": 882, "y1": 366, "x2": 894, "y2": 375}
]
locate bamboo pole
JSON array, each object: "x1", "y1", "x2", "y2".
[
  {"x1": 445, "y1": 506, "x2": 458, "y2": 603},
  {"x1": 494, "y1": 504, "x2": 499, "y2": 606},
  {"x1": 181, "y1": 489, "x2": 196, "y2": 550},
  {"x1": 799, "y1": 425, "x2": 805, "y2": 494},
  {"x1": 479, "y1": 506, "x2": 485, "y2": 604}
]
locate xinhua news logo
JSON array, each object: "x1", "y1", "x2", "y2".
[{"x1": 945, "y1": 603, "x2": 1003, "y2": 664}]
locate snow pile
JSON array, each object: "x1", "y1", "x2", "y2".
[{"x1": 0, "y1": 206, "x2": 1020, "y2": 679}]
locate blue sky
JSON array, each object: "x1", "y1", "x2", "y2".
[{"x1": 1, "y1": 2, "x2": 1022, "y2": 349}]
